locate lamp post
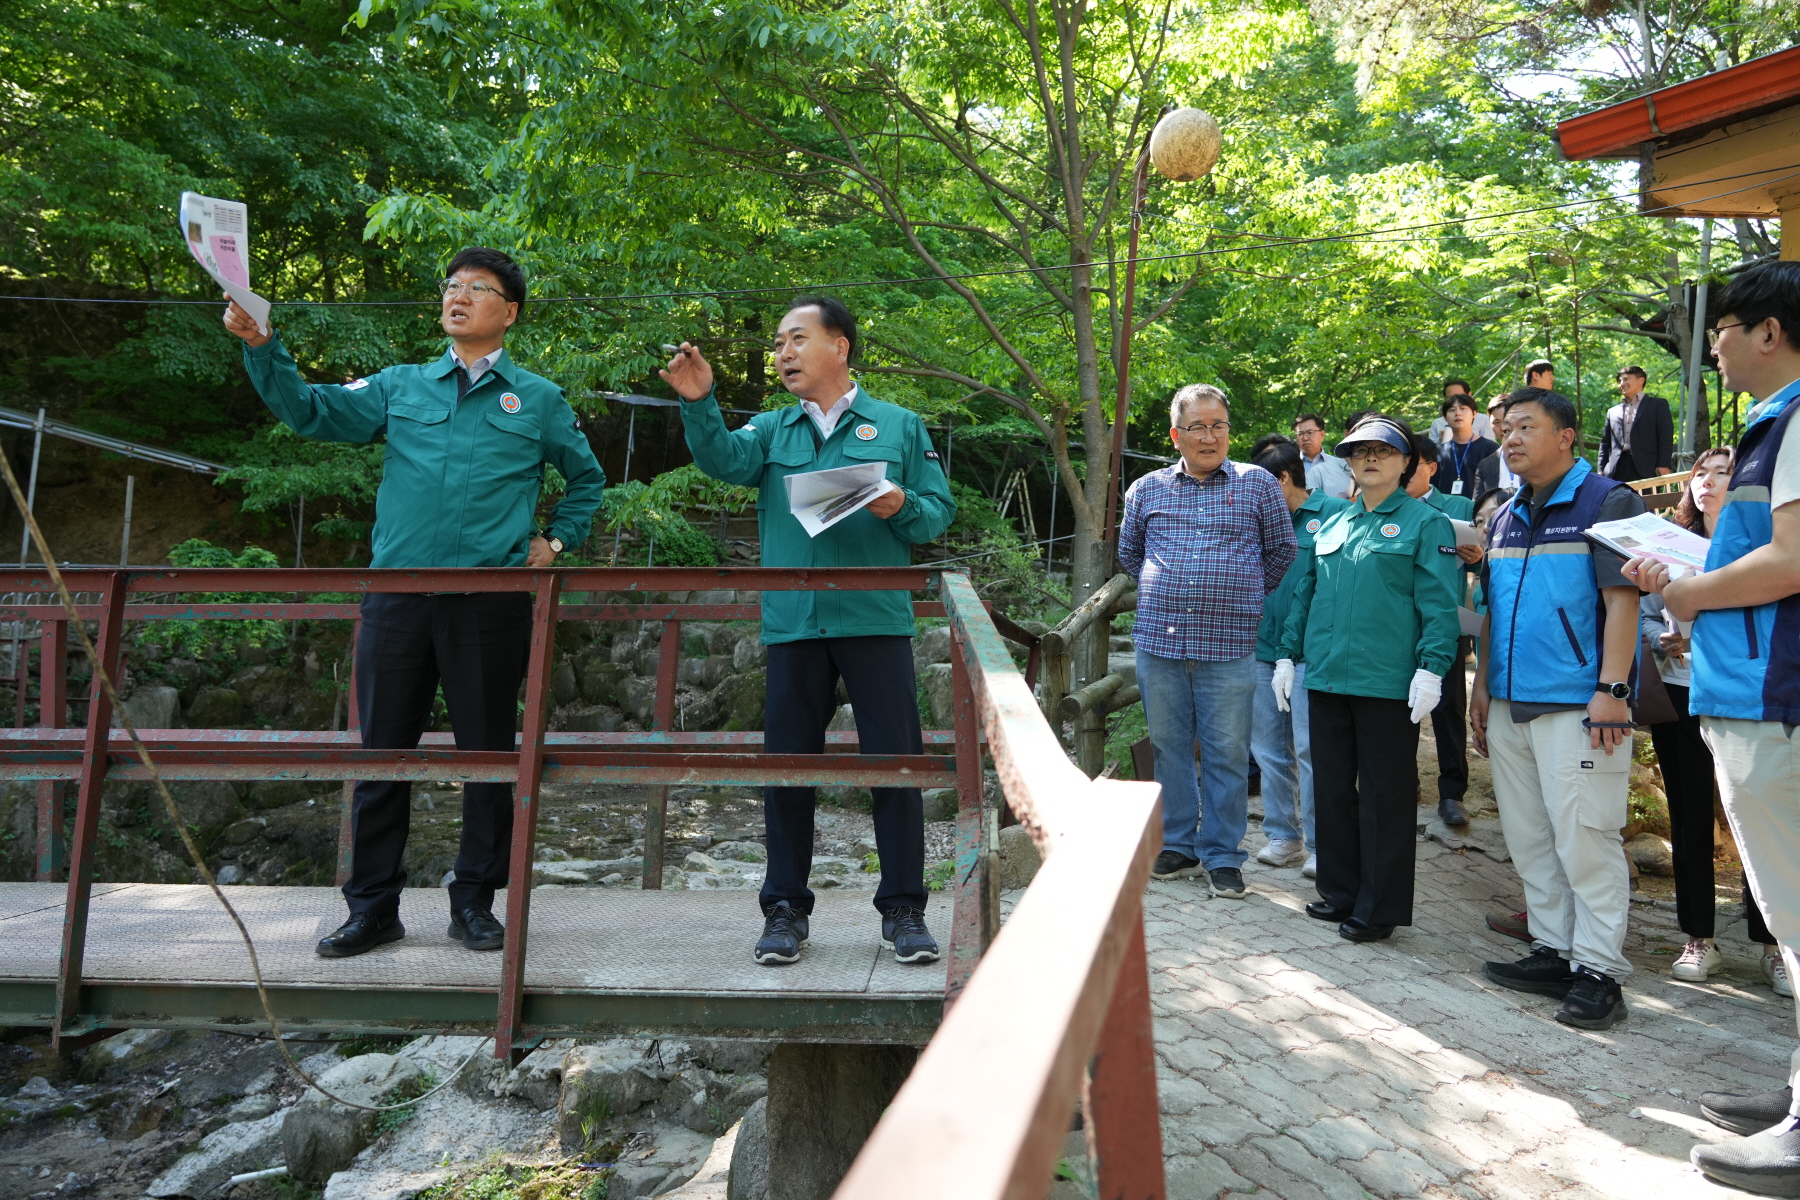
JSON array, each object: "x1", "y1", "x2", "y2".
[{"x1": 1102, "y1": 106, "x2": 1222, "y2": 545}]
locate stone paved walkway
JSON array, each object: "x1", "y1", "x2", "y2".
[{"x1": 1143, "y1": 819, "x2": 1796, "y2": 1200}]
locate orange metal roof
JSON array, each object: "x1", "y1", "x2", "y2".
[{"x1": 1557, "y1": 45, "x2": 1800, "y2": 160}]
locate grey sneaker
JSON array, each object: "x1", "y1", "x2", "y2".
[
  {"x1": 1208, "y1": 867, "x2": 1246, "y2": 899},
  {"x1": 881, "y1": 907, "x2": 940, "y2": 964},
  {"x1": 1701, "y1": 1086, "x2": 1794, "y2": 1136},
  {"x1": 754, "y1": 902, "x2": 809, "y2": 965},
  {"x1": 1691, "y1": 1115, "x2": 1800, "y2": 1194}
]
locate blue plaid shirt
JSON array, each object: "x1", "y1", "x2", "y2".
[{"x1": 1119, "y1": 460, "x2": 1298, "y2": 662}]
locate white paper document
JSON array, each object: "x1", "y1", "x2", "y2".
[
  {"x1": 784, "y1": 462, "x2": 896, "y2": 538},
  {"x1": 1449, "y1": 519, "x2": 1482, "y2": 549},
  {"x1": 1457, "y1": 606, "x2": 1485, "y2": 637},
  {"x1": 1583, "y1": 512, "x2": 1710, "y2": 574},
  {"x1": 180, "y1": 192, "x2": 271, "y2": 335}
]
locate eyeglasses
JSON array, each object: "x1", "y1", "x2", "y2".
[
  {"x1": 1706, "y1": 320, "x2": 1760, "y2": 348},
  {"x1": 440, "y1": 279, "x2": 505, "y2": 300},
  {"x1": 1176, "y1": 421, "x2": 1230, "y2": 440},
  {"x1": 1344, "y1": 444, "x2": 1399, "y2": 462}
]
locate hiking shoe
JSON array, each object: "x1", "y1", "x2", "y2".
[
  {"x1": 881, "y1": 907, "x2": 941, "y2": 964},
  {"x1": 1151, "y1": 851, "x2": 1202, "y2": 880},
  {"x1": 1691, "y1": 1115, "x2": 1800, "y2": 1195},
  {"x1": 1302, "y1": 853, "x2": 1317, "y2": 879},
  {"x1": 1702, "y1": 1087, "x2": 1795, "y2": 1136},
  {"x1": 1486, "y1": 910, "x2": 1532, "y2": 942},
  {"x1": 1483, "y1": 946, "x2": 1575, "y2": 997},
  {"x1": 1766, "y1": 953, "x2": 1794, "y2": 998},
  {"x1": 1255, "y1": 839, "x2": 1305, "y2": 867},
  {"x1": 1555, "y1": 966, "x2": 1627, "y2": 1030},
  {"x1": 754, "y1": 902, "x2": 809, "y2": 965},
  {"x1": 1208, "y1": 867, "x2": 1247, "y2": 899},
  {"x1": 1672, "y1": 939, "x2": 1722, "y2": 982}
]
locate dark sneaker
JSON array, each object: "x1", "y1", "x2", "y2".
[
  {"x1": 754, "y1": 902, "x2": 809, "y2": 965},
  {"x1": 1487, "y1": 910, "x2": 1532, "y2": 942},
  {"x1": 1555, "y1": 966, "x2": 1627, "y2": 1029},
  {"x1": 1691, "y1": 1115, "x2": 1800, "y2": 1195},
  {"x1": 1702, "y1": 1086, "x2": 1795, "y2": 1136},
  {"x1": 1483, "y1": 946, "x2": 1575, "y2": 997},
  {"x1": 316, "y1": 912, "x2": 404, "y2": 958},
  {"x1": 881, "y1": 907, "x2": 941, "y2": 964},
  {"x1": 447, "y1": 907, "x2": 505, "y2": 951},
  {"x1": 1208, "y1": 867, "x2": 1246, "y2": 899},
  {"x1": 1150, "y1": 851, "x2": 1202, "y2": 880}
]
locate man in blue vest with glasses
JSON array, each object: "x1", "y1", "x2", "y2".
[
  {"x1": 1629, "y1": 261, "x2": 1800, "y2": 1196},
  {"x1": 1470, "y1": 386, "x2": 1645, "y2": 1032}
]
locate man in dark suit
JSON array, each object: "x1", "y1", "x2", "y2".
[{"x1": 1598, "y1": 365, "x2": 1673, "y2": 482}]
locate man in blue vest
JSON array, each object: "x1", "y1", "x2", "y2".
[
  {"x1": 662, "y1": 297, "x2": 957, "y2": 967},
  {"x1": 1629, "y1": 261, "x2": 1800, "y2": 1195},
  {"x1": 1469, "y1": 388, "x2": 1645, "y2": 1030}
]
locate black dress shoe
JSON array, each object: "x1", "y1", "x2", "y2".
[
  {"x1": 316, "y1": 912, "x2": 404, "y2": 958},
  {"x1": 1338, "y1": 917, "x2": 1396, "y2": 942},
  {"x1": 1438, "y1": 797, "x2": 1470, "y2": 826},
  {"x1": 448, "y1": 907, "x2": 505, "y2": 951},
  {"x1": 1305, "y1": 901, "x2": 1352, "y2": 923}
]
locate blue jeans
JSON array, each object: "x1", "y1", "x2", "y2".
[
  {"x1": 1137, "y1": 649, "x2": 1255, "y2": 868},
  {"x1": 1253, "y1": 659, "x2": 1316, "y2": 851}
]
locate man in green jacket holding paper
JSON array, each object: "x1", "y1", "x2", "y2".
[{"x1": 661, "y1": 297, "x2": 956, "y2": 966}]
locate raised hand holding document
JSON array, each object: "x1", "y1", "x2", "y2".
[
  {"x1": 785, "y1": 463, "x2": 897, "y2": 538},
  {"x1": 181, "y1": 192, "x2": 271, "y2": 335},
  {"x1": 1583, "y1": 511, "x2": 1711, "y2": 576}
]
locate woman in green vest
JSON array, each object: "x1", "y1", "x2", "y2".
[{"x1": 1272, "y1": 415, "x2": 1462, "y2": 942}]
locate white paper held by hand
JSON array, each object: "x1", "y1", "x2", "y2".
[
  {"x1": 1583, "y1": 511, "x2": 1710, "y2": 575},
  {"x1": 785, "y1": 462, "x2": 896, "y2": 538},
  {"x1": 180, "y1": 192, "x2": 272, "y2": 335},
  {"x1": 1449, "y1": 519, "x2": 1483, "y2": 549}
]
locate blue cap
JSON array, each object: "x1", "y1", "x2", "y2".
[{"x1": 1333, "y1": 419, "x2": 1410, "y2": 458}]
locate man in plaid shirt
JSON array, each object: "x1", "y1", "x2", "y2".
[{"x1": 1119, "y1": 384, "x2": 1298, "y2": 896}]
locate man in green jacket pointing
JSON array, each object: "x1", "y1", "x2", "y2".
[
  {"x1": 224, "y1": 247, "x2": 605, "y2": 959},
  {"x1": 661, "y1": 297, "x2": 956, "y2": 966}
]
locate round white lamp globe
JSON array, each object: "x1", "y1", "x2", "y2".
[{"x1": 1149, "y1": 108, "x2": 1222, "y2": 181}]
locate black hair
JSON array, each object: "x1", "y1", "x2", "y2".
[
  {"x1": 1252, "y1": 439, "x2": 1306, "y2": 489},
  {"x1": 1524, "y1": 358, "x2": 1554, "y2": 382},
  {"x1": 1442, "y1": 378, "x2": 1470, "y2": 395},
  {"x1": 1441, "y1": 392, "x2": 1478, "y2": 418},
  {"x1": 1347, "y1": 412, "x2": 1423, "y2": 487},
  {"x1": 1293, "y1": 411, "x2": 1325, "y2": 431},
  {"x1": 1250, "y1": 432, "x2": 1294, "y2": 458},
  {"x1": 1411, "y1": 433, "x2": 1440, "y2": 471},
  {"x1": 1343, "y1": 408, "x2": 1379, "y2": 432},
  {"x1": 1618, "y1": 364, "x2": 1647, "y2": 379},
  {"x1": 1712, "y1": 260, "x2": 1800, "y2": 351},
  {"x1": 785, "y1": 295, "x2": 858, "y2": 362},
  {"x1": 1471, "y1": 486, "x2": 1514, "y2": 521},
  {"x1": 446, "y1": 247, "x2": 527, "y2": 308},
  {"x1": 1504, "y1": 386, "x2": 1580, "y2": 434}
]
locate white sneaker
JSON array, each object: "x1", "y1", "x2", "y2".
[
  {"x1": 1302, "y1": 853, "x2": 1317, "y2": 879},
  {"x1": 1256, "y1": 839, "x2": 1305, "y2": 867},
  {"x1": 1765, "y1": 953, "x2": 1793, "y2": 998},
  {"x1": 1672, "y1": 939, "x2": 1722, "y2": 982}
]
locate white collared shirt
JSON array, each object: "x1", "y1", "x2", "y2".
[
  {"x1": 801, "y1": 386, "x2": 858, "y2": 438},
  {"x1": 458, "y1": 349, "x2": 503, "y2": 387}
]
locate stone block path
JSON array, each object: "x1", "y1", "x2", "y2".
[{"x1": 1143, "y1": 827, "x2": 1795, "y2": 1199}]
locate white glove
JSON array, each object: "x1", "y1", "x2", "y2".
[
  {"x1": 1407, "y1": 668, "x2": 1442, "y2": 725},
  {"x1": 1271, "y1": 659, "x2": 1296, "y2": 713}
]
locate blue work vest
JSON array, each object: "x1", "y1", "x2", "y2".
[
  {"x1": 1691, "y1": 380, "x2": 1800, "y2": 723},
  {"x1": 1486, "y1": 458, "x2": 1631, "y2": 705}
]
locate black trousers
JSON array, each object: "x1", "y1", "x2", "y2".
[
  {"x1": 346, "y1": 592, "x2": 531, "y2": 919},
  {"x1": 1429, "y1": 638, "x2": 1471, "y2": 801},
  {"x1": 1652, "y1": 683, "x2": 1774, "y2": 943},
  {"x1": 1309, "y1": 690, "x2": 1421, "y2": 926},
  {"x1": 761, "y1": 635, "x2": 926, "y2": 916}
]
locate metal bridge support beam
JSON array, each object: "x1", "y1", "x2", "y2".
[
  {"x1": 54, "y1": 574, "x2": 126, "y2": 1047},
  {"x1": 641, "y1": 617, "x2": 681, "y2": 889},
  {"x1": 494, "y1": 573, "x2": 563, "y2": 1063},
  {"x1": 334, "y1": 616, "x2": 361, "y2": 888},
  {"x1": 35, "y1": 616, "x2": 67, "y2": 881},
  {"x1": 762, "y1": 1042, "x2": 919, "y2": 1200},
  {"x1": 945, "y1": 633, "x2": 993, "y2": 1004}
]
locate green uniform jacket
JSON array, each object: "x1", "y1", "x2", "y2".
[
  {"x1": 1255, "y1": 491, "x2": 1351, "y2": 663},
  {"x1": 1276, "y1": 488, "x2": 1462, "y2": 700},
  {"x1": 1418, "y1": 488, "x2": 1473, "y2": 520},
  {"x1": 681, "y1": 385, "x2": 956, "y2": 645},
  {"x1": 243, "y1": 336, "x2": 606, "y2": 569}
]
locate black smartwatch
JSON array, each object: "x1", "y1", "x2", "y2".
[{"x1": 1597, "y1": 681, "x2": 1632, "y2": 700}]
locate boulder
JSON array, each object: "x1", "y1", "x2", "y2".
[
  {"x1": 732, "y1": 638, "x2": 767, "y2": 671},
  {"x1": 680, "y1": 655, "x2": 732, "y2": 691},
  {"x1": 919, "y1": 663, "x2": 954, "y2": 729},
  {"x1": 0, "y1": 781, "x2": 33, "y2": 879},
  {"x1": 997, "y1": 823, "x2": 1041, "y2": 890},
  {"x1": 228, "y1": 664, "x2": 298, "y2": 724},
  {"x1": 1626, "y1": 832, "x2": 1675, "y2": 877},
  {"x1": 248, "y1": 779, "x2": 336, "y2": 811},
  {"x1": 558, "y1": 703, "x2": 623, "y2": 734},
  {"x1": 921, "y1": 788, "x2": 959, "y2": 823},
  {"x1": 496, "y1": 1038, "x2": 575, "y2": 1111},
  {"x1": 826, "y1": 704, "x2": 856, "y2": 733},
  {"x1": 170, "y1": 781, "x2": 245, "y2": 839},
  {"x1": 114, "y1": 685, "x2": 181, "y2": 730},
  {"x1": 146, "y1": 1110, "x2": 286, "y2": 1198},
  {"x1": 551, "y1": 662, "x2": 579, "y2": 705},
  {"x1": 281, "y1": 1053, "x2": 424, "y2": 1183},
  {"x1": 559, "y1": 1042, "x2": 671, "y2": 1150},
  {"x1": 187, "y1": 686, "x2": 247, "y2": 727},
  {"x1": 619, "y1": 676, "x2": 659, "y2": 725},
  {"x1": 913, "y1": 625, "x2": 953, "y2": 675},
  {"x1": 78, "y1": 1027, "x2": 200, "y2": 1084},
  {"x1": 576, "y1": 655, "x2": 625, "y2": 706},
  {"x1": 729, "y1": 1098, "x2": 769, "y2": 1200},
  {"x1": 710, "y1": 841, "x2": 767, "y2": 864}
]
